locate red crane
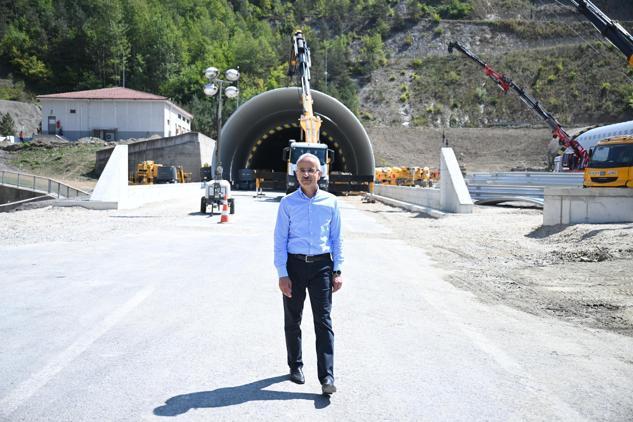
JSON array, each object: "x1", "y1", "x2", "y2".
[{"x1": 448, "y1": 41, "x2": 590, "y2": 169}]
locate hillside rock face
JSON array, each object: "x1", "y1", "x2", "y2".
[
  {"x1": 0, "y1": 100, "x2": 40, "y2": 137},
  {"x1": 359, "y1": 1, "x2": 633, "y2": 129}
]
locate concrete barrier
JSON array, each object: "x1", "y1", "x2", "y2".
[
  {"x1": 95, "y1": 132, "x2": 215, "y2": 182},
  {"x1": 91, "y1": 145, "x2": 128, "y2": 207},
  {"x1": 374, "y1": 184, "x2": 441, "y2": 209},
  {"x1": 543, "y1": 187, "x2": 633, "y2": 225},
  {"x1": 372, "y1": 147, "x2": 473, "y2": 216},
  {"x1": 89, "y1": 144, "x2": 205, "y2": 210},
  {"x1": 440, "y1": 147, "x2": 473, "y2": 213}
]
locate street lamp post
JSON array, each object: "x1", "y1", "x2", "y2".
[{"x1": 204, "y1": 66, "x2": 240, "y2": 181}]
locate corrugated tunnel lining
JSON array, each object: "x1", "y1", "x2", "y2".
[{"x1": 220, "y1": 88, "x2": 375, "y2": 181}]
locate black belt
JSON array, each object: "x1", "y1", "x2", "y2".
[{"x1": 288, "y1": 253, "x2": 331, "y2": 263}]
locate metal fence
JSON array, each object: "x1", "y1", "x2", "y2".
[
  {"x1": 465, "y1": 171, "x2": 584, "y2": 205},
  {"x1": 0, "y1": 170, "x2": 90, "y2": 199}
]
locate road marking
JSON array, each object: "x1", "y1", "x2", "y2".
[{"x1": 0, "y1": 286, "x2": 154, "y2": 417}]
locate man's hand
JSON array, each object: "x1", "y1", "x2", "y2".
[
  {"x1": 332, "y1": 274, "x2": 343, "y2": 293},
  {"x1": 279, "y1": 276, "x2": 292, "y2": 298}
]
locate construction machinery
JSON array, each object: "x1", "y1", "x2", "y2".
[
  {"x1": 283, "y1": 30, "x2": 334, "y2": 193},
  {"x1": 132, "y1": 161, "x2": 160, "y2": 184},
  {"x1": 237, "y1": 168, "x2": 256, "y2": 190},
  {"x1": 583, "y1": 135, "x2": 633, "y2": 187},
  {"x1": 132, "y1": 161, "x2": 190, "y2": 184},
  {"x1": 570, "y1": 0, "x2": 633, "y2": 67},
  {"x1": 448, "y1": 41, "x2": 590, "y2": 170},
  {"x1": 200, "y1": 165, "x2": 213, "y2": 181},
  {"x1": 375, "y1": 166, "x2": 438, "y2": 187},
  {"x1": 200, "y1": 179, "x2": 235, "y2": 215},
  {"x1": 155, "y1": 166, "x2": 191, "y2": 184}
]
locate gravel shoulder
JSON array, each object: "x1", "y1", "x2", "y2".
[{"x1": 352, "y1": 197, "x2": 633, "y2": 336}]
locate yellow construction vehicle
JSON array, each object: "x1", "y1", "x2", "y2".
[
  {"x1": 583, "y1": 135, "x2": 633, "y2": 187},
  {"x1": 282, "y1": 30, "x2": 334, "y2": 193},
  {"x1": 374, "y1": 166, "x2": 438, "y2": 187},
  {"x1": 132, "y1": 161, "x2": 160, "y2": 184},
  {"x1": 176, "y1": 166, "x2": 192, "y2": 183},
  {"x1": 132, "y1": 161, "x2": 191, "y2": 184},
  {"x1": 374, "y1": 167, "x2": 392, "y2": 184}
]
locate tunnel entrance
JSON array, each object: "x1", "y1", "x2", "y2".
[
  {"x1": 244, "y1": 122, "x2": 350, "y2": 174},
  {"x1": 220, "y1": 88, "x2": 374, "y2": 183}
]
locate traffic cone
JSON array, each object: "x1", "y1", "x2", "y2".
[{"x1": 220, "y1": 195, "x2": 229, "y2": 223}]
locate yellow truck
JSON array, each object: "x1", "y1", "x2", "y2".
[{"x1": 583, "y1": 135, "x2": 633, "y2": 187}]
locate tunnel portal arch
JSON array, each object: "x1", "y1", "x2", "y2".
[{"x1": 220, "y1": 88, "x2": 374, "y2": 182}]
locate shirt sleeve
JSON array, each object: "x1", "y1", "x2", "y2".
[
  {"x1": 329, "y1": 198, "x2": 343, "y2": 272},
  {"x1": 273, "y1": 198, "x2": 290, "y2": 278}
]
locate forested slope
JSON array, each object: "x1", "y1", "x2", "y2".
[{"x1": 1, "y1": 0, "x2": 632, "y2": 135}]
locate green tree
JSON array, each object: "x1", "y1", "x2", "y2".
[
  {"x1": 0, "y1": 113, "x2": 16, "y2": 136},
  {"x1": 358, "y1": 33, "x2": 386, "y2": 75}
]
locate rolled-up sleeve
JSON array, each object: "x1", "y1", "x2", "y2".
[
  {"x1": 274, "y1": 199, "x2": 290, "y2": 277},
  {"x1": 329, "y1": 199, "x2": 343, "y2": 271}
]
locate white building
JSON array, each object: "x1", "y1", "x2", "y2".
[{"x1": 37, "y1": 87, "x2": 193, "y2": 141}]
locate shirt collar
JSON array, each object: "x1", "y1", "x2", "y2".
[{"x1": 298, "y1": 186, "x2": 321, "y2": 200}]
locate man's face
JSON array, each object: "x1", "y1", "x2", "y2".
[{"x1": 295, "y1": 157, "x2": 321, "y2": 190}]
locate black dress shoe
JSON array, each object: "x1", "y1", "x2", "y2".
[
  {"x1": 321, "y1": 377, "x2": 336, "y2": 395},
  {"x1": 289, "y1": 367, "x2": 305, "y2": 384}
]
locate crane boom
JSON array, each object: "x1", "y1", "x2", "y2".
[
  {"x1": 288, "y1": 30, "x2": 322, "y2": 144},
  {"x1": 448, "y1": 41, "x2": 590, "y2": 168},
  {"x1": 570, "y1": 0, "x2": 633, "y2": 67}
]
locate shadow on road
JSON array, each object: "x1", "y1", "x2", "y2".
[{"x1": 153, "y1": 375, "x2": 329, "y2": 416}]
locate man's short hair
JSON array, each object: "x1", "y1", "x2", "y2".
[{"x1": 296, "y1": 153, "x2": 322, "y2": 172}]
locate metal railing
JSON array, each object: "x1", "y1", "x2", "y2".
[
  {"x1": 465, "y1": 171, "x2": 584, "y2": 205},
  {"x1": 0, "y1": 170, "x2": 90, "y2": 199}
]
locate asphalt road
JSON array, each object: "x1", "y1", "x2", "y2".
[{"x1": 1, "y1": 191, "x2": 632, "y2": 421}]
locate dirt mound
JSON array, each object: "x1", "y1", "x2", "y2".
[{"x1": 367, "y1": 126, "x2": 552, "y2": 171}]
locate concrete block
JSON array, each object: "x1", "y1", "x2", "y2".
[
  {"x1": 374, "y1": 184, "x2": 441, "y2": 209},
  {"x1": 543, "y1": 187, "x2": 633, "y2": 225},
  {"x1": 371, "y1": 193, "x2": 446, "y2": 218},
  {"x1": 440, "y1": 148, "x2": 474, "y2": 213},
  {"x1": 91, "y1": 145, "x2": 128, "y2": 208}
]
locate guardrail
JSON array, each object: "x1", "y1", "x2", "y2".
[
  {"x1": 0, "y1": 170, "x2": 90, "y2": 199},
  {"x1": 465, "y1": 171, "x2": 584, "y2": 205}
]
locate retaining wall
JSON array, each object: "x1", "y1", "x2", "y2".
[
  {"x1": 95, "y1": 132, "x2": 215, "y2": 182},
  {"x1": 543, "y1": 187, "x2": 633, "y2": 225},
  {"x1": 374, "y1": 184, "x2": 441, "y2": 209},
  {"x1": 1, "y1": 185, "x2": 42, "y2": 204}
]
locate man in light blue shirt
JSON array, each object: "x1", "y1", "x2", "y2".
[{"x1": 274, "y1": 153, "x2": 343, "y2": 395}]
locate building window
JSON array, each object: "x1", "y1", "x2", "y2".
[{"x1": 70, "y1": 109, "x2": 76, "y2": 114}]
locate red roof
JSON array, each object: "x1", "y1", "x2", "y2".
[{"x1": 37, "y1": 87, "x2": 167, "y2": 100}]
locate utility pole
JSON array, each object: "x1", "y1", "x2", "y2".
[{"x1": 324, "y1": 43, "x2": 328, "y2": 93}]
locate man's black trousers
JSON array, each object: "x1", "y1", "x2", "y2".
[{"x1": 284, "y1": 255, "x2": 334, "y2": 384}]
